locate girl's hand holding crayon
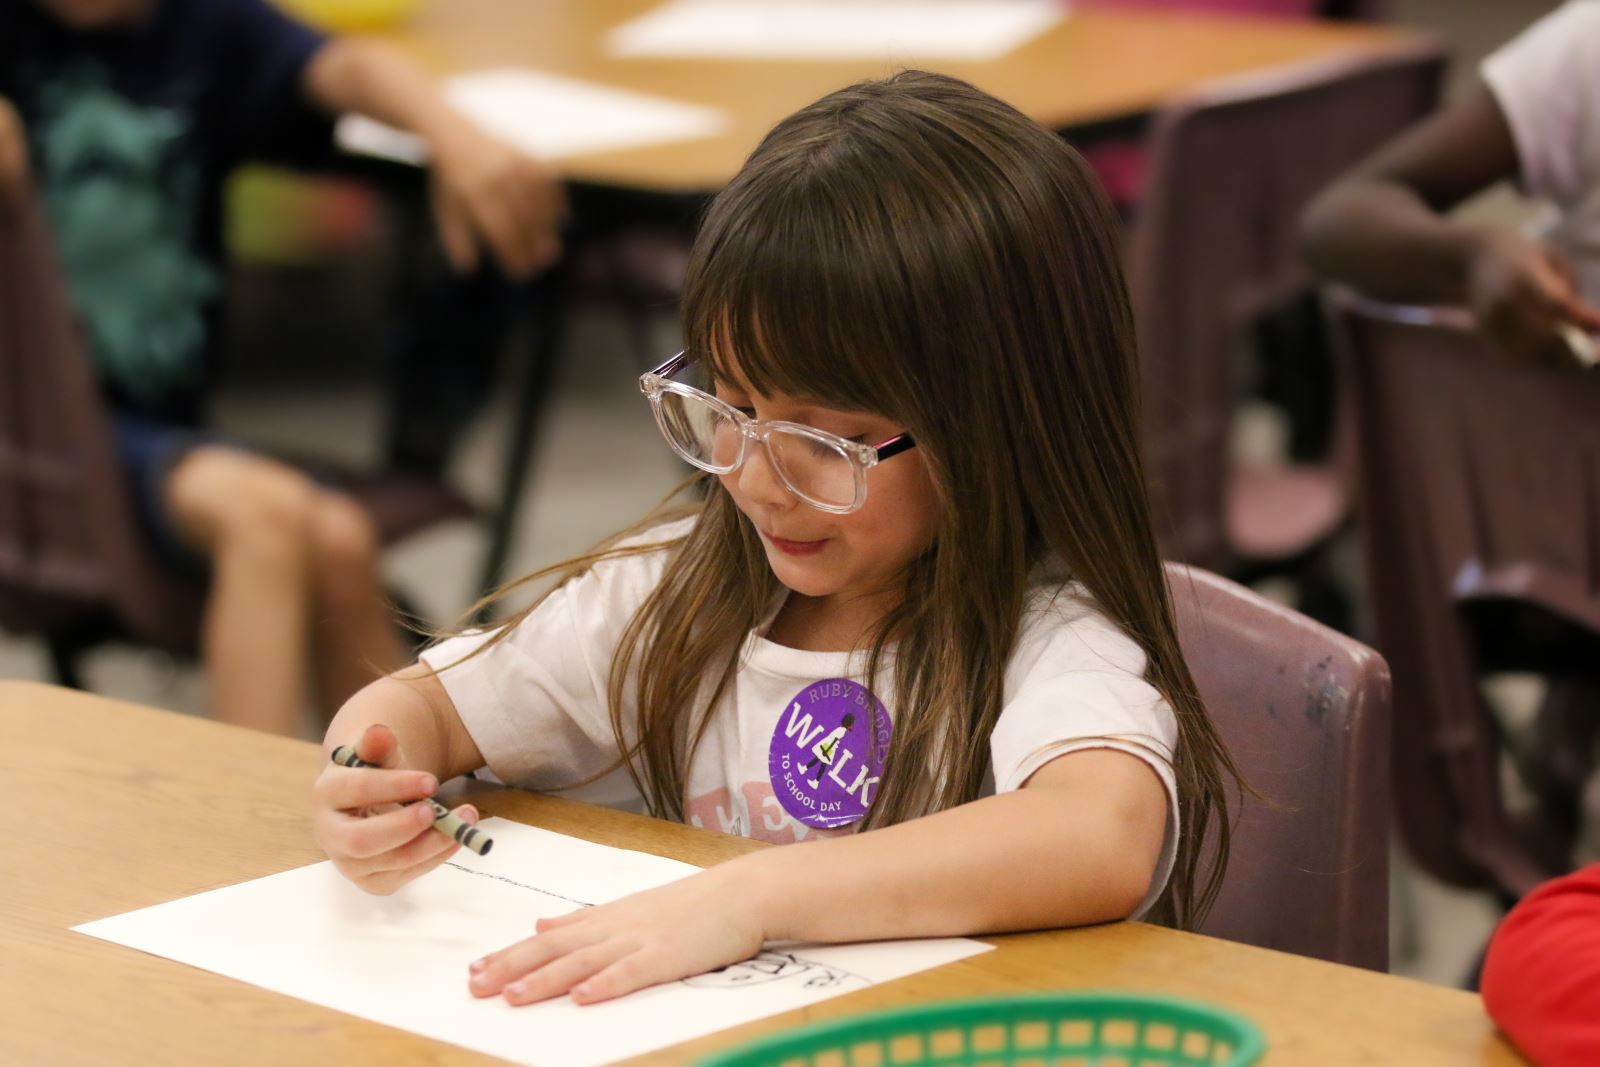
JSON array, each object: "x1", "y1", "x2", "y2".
[
  {"x1": 312, "y1": 723, "x2": 482, "y2": 896},
  {"x1": 467, "y1": 858, "x2": 769, "y2": 1007}
]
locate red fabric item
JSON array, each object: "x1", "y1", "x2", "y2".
[{"x1": 1481, "y1": 864, "x2": 1600, "y2": 1067}]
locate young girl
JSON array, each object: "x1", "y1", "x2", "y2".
[{"x1": 311, "y1": 70, "x2": 1238, "y2": 1006}]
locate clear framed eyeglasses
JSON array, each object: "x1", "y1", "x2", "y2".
[{"x1": 639, "y1": 351, "x2": 917, "y2": 515}]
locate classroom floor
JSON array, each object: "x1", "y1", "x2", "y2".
[{"x1": 0, "y1": 0, "x2": 1565, "y2": 993}]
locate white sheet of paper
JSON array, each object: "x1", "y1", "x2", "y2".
[
  {"x1": 608, "y1": 0, "x2": 1067, "y2": 61},
  {"x1": 336, "y1": 69, "x2": 728, "y2": 165},
  {"x1": 74, "y1": 819, "x2": 991, "y2": 1067}
]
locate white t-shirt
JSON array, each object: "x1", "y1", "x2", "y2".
[
  {"x1": 420, "y1": 520, "x2": 1180, "y2": 920},
  {"x1": 1483, "y1": 1, "x2": 1600, "y2": 296}
]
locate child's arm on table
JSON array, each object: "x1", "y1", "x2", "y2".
[
  {"x1": 301, "y1": 38, "x2": 564, "y2": 278},
  {"x1": 468, "y1": 748, "x2": 1166, "y2": 1006},
  {"x1": 312, "y1": 666, "x2": 488, "y2": 895}
]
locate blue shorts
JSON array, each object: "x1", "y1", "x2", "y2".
[{"x1": 111, "y1": 413, "x2": 213, "y2": 580}]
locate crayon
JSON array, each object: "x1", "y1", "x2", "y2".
[{"x1": 330, "y1": 745, "x2": 494, "y2": 856}]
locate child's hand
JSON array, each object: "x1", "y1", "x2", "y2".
[
  {"x1": 0, "y1": 96, "x2": 29, "y2": 203},
  {"x1": 1467, "y1": 228, "x2": 1600, "y2": 366},
  {"x1": 430, "y1": 125, "x2": 565, "y2": 280},
  {"x1": 467, "y1": 863, "x2": 767, "y2": 1006},
  {"x1": 311, "y1": 722, "x2": 480, "y2": 895}
]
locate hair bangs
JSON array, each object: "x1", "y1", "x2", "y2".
[{"x1": 685, "y1": 143, "x2": 919, "y2": 422}]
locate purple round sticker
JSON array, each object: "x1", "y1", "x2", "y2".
[{"x1": 767, "y1": 678, "x2": 892, "y2": 830}]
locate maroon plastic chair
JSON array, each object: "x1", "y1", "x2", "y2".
[
  {"x1": 0, "y1": 195, "x2": 205, "y2": 663},
  {"x1": 1334, "y1": 295, "x2": 1600, "y2": 900},
  {"x1": 1076, "y1": 0, "x2": 1395, "y2": 207},
  {"x1": 0, "y1": 193, "x2": 477, "y2": 685},
  {"x1": 1129, "y1": 41, "x2": 1445, "y2": 581},
  {"x1": 1170, "y1": 563, "x2": 1391, "y2": 970}
]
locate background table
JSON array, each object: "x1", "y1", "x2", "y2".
[
  {"x1": 0, "y1": 681, "x2": 1523, "y2": 1065},
  {"x1": 368, "y1": 0, "x2": 1424, "y2": 191}
]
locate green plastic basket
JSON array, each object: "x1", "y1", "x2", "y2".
[{"x1": 698, "y1": 993, "x2": 1266, "y2": 1067}]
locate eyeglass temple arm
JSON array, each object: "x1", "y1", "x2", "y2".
[
  {"x1": 649, "y1": 350, "x2": 692, "y2": 379},
  {"x1": 874, "y1": 433, "x2": 916, "y2": 460}
]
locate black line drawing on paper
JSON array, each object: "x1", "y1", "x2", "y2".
[
  {"x1": 682, "y1": 951, "x2": 870, "y2": 991},
  {"x1": 443, "y1": 862, "x2": 595, "y2": 909}
]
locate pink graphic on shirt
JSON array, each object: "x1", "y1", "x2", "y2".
[
  {"x1": 684, "y1": 786, "x2": 748, "y2": 836},
  {"x1": 685, "y1": 783, "x2": 850, "y2": 844},
  {"x1": 767, "y1": 678, "x2": 891, "y2": 830}
]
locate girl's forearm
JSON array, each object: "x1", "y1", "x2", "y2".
[{"x1": 736, "y1": 753, "x2": 1166, "y2": 944}]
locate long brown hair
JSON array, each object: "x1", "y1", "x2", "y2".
[{"x1": 463, "y1": 71, "x2": 1239, "y2": 929}]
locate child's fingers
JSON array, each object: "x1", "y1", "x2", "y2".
[
  {"x1": 534, "y1": 910, "x2": 585, "y2": 934},
  {"x1": 501, "y1": 942, "x2": 633, "y2": 1006},
  {"x1": 1564, "y1": 297, "x2": 1600, "y2": 332},
  {"x1": 470, "y1": 925, "x2": 602, "y2": 997},
  {"x1": 340, "y1": 801, "x2": 440, "y2": 860},
  {"x1": 468, "y1": 195, "x2": 537, "y2": 279},
  {"x1": 569, "y1": 949, "x2": 668, "y2": 1005},
  {"x1": 354, "y1": 722, "x2": 403, "y2": 768},
  {"x1": 432, "y1": 188, "x2": 480, "y2": 274},
  {"x1": 364, "y1": 805, "x2": 478, "y2": 876},
  {"x1": 317, "y1": 766, "x2": 437, "y2": 812},
  {"x1": 359, "y1": 831, "x2": 459, "y2": 889}
]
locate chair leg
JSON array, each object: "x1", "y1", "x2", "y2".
[
  {"x1": 474, "y1": 269, "x2": 570, "y2": 617},
  {"x1": 45, "y1": 637, "x2": 86, "y2": 690}
]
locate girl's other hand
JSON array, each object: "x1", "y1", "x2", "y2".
[
  {"x1": 1467, "y1": 229, "x2": 1600, "y2": 367},
  {"x1": 467, "y1": 863, "x2": 767, "y2": 1006},
  {"x1": 311, "y1": 722, "x2": 479, "y2": 895}
]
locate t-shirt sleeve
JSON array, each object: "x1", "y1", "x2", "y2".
[
  {"x1": 1481, "y1": 1, "x2": 1600, "y2": 207},
  {"x1": 418, "y1": 523, "x2": 690, "y2": 801},
  {"x1": 213, "y1": 0, "x2": 333, "y2": 167},
  {"x1": 1480, "y1": 864, "x2": 1600, "y2": 1067},
  {"x1": 988, "y1": 586, "x2": 1180, "y2": 920}
]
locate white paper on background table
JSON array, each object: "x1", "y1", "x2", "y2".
[
  {"x1": 607, "y1": 0, "x2": 1069, "y2": 62},
  {"x1": 336, "y1": 69, "x2": 728, "y2": 165},
  {"x1": 73, "y1": 819, "x2": 992, "y2": 1067}
]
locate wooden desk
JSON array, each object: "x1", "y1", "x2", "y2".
[
  {"x1": 366, "y1": 0, "x2": 1425, "y2": 192},
  {"x1": 0, "y1": 681, "x2": 1524, "y2": 1066}
]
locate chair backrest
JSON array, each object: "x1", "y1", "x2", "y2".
[
  {"x1": 1130, "y1": 42, "x2": 1444, "y2": 570},
  {"x1": 1333, "y1": 296, "x2": 1600, "y2": 898},
  {"x1": 1170, "y1": 562, "x2": 1391, "y2": 970},
  {"x1": 0, "y1": 195, "x2": 201, "y2": 649}
]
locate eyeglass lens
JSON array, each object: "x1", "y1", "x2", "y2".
[{"x1": 655, "y1": 390, "x2": 858, "y2": 508}]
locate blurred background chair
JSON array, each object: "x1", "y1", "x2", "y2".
[
  {"x1": 1173, "y1": 562, "x2": 1392, "y2": 970},
  {"x1": 1128, "y1": 41, "x2": 1445, "y2": 625},
  {"x1": 1076, "y1": 0, "x2": 1396, "y2": 210},
  {"x1": 1334, "y1": 294, "x2": 1600, "y2": 904},
  {"x1": 0, "y1": 192, "x2": 476, "y2": 689}
]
